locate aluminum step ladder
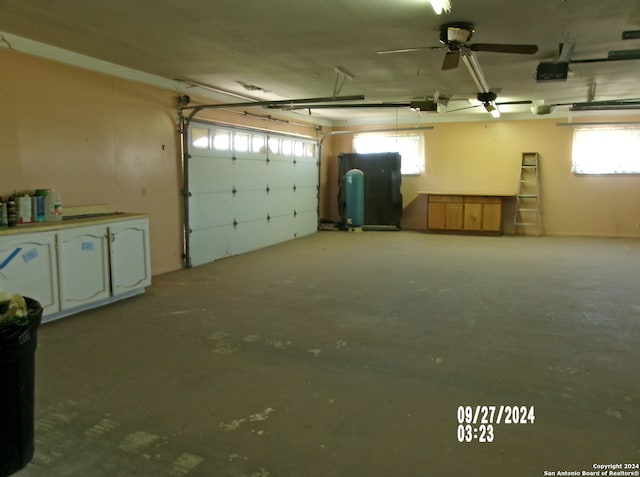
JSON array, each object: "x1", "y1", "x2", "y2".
[{"x1": 514, "y1": 152, "x2": 542, "y2": 235}]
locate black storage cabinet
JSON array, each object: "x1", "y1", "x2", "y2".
[
  {"x1": 0, "y1": 297, "x2": 42, "y2": 477},
  {"x1": 338, "y1": 152, "x2": 402, "y2": 229}
]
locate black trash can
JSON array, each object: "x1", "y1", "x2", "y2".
[{"x1": 0, "y1": 297, "x2": 42, "y2": 477}]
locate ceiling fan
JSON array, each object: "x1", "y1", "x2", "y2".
[
  {"x1": 377, "y1": 22, "x2": 538, "y2": 70},
  {"x1": 447, "y1": 91, "x2": 532, "y2": 116}
]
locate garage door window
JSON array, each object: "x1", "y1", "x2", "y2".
[
  {"x1": 192, "y1": 127, "x2": 210, "y2": 148},
  {"x1": 234, "y1": 133, "x2": 249, "y2": 152},
  {"x1": 213, "y1": 131, "x2": 231, "y2": 151}
]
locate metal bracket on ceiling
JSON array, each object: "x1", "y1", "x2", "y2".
[
  {"x1": 586, "y1": 82, "x2": 597, "y2": 103},
  {"x1": 332, "y1": 67, "x2": 355, "y2": 97}
]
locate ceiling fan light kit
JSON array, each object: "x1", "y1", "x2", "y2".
[{"x1": 441, "y1": 22, "x2": 474, "y2": 44}]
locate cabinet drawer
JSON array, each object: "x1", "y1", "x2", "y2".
[
  {"x1": 429, "y1": 195, "x2": 463, "y2": 203},
  {"x1": 464, "y1": 196, "x2": 502, "y2": 204}
]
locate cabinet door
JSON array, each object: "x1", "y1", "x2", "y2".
[
  {"x1": 463, "y1": 203, "x2": 483, "y2": 231},
  {"x1": 57, "y1": 225, "x2": 110, "y2": 310},
  {"x1": 482, "y1": 202, "x2": 502, "y2": 232},
  {"x1": 0, "y1": 232, "x2": 60, "y2": 315},
  {"x1": 109, "y1": 219, "x2": 151, "y2": 296},
  {"x1": 427, "y1": 203, "x2": 446, "y2": 229},
  {"x1": 445, "y1": 203, "x2": 464, "y2": 230}
]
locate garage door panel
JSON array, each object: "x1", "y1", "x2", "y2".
[
  {"x1": 190, "y1": 225, "x2": 234, "y2": 267},
  {"x1": 295, "y1": 211, "x2": 318, "y2": 236},
  {"x1": 264, "y1": 161, "x2": 292, "y2": 187},
  {"x1": 233, "y1": 159, "x2": 270, "y2": 190},
  {"x1": 295, "y1": 189, "x2": 319, "y2": 211},
  {"x1": 189, "y1": 156, "x2": 238, "y2": 193},
  {"x1": 231, "y1": 220, "x2": 271, "y2": 255},
  {"x1": 190, "y1": 192, "x2": 234, "y2": 230},
  {"x1": 188, "y1": 122, "x2": 318, "y2": 266},
  {"x1": 291, "y1": 171, "x2": 314, "y2": 186},
  {"x1": 231, "y1": 190, "x2": 269, "y2": 222},
  {"x1": 266, "y1": 189, "x2": 296, "y2": 215}
]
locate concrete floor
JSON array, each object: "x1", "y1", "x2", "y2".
[{"x1": 14, "y1": 231, "x2": 640, "y2": 477}]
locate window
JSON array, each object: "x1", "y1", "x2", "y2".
[
  {"x1": 572, "y1": 126, "x2": 640, "y2": 174},
  {"x1": 304, "y1": 143, "x2": 316, "y2": 158},
  {"x1": 213, "y1": 130, "x2": 231, "y2": 150},
  {"x1": 353, "y1": 133, "x2": 425, "y2": 175},
  {"x1": 252, "y1": 135, "x2": 266, "y2": 153},
  {"x1": 268, "y1": 137, "x2": 280, "y2": 155},
  {"x1": 281, "y1": 139, "x2": 293, "y2": 156},
  {"x1": 191, "y1": 127, "x2": 210, "y2": 148},
  {"x1": 234, "y1": 133, "x2": 249, "y2": 152}
]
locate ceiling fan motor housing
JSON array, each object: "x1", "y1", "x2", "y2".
[
  {"x1": 477, "y1": 91, "x2": 497, "y2": 103},
  {"x1": 440, "y1": 22, "x2": 475, "y2": 45}
]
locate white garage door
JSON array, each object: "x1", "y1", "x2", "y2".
[{"x1": 187, "y1": 122, "x2": 318, "y2": 267}]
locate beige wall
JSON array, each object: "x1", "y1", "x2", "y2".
[
  {"x1": 0, "y1": 48, "x2": 321, "y2": 275},
  {"x1": 321, "y1": 118, "x2": 640, "y2": 238}
]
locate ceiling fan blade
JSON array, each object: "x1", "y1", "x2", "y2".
[
  {"x1": 446, "y1": 104, "x2": 481, "y2": 113},
  {"x1": 495, "y1": 100, "x2": 533, "y2": 106},
  {"x1": 448, "y1": 99, "x2": 533, "y2": 113},
  {"x1": 442, "y1": 50, "x2": 460, "y2": 70},
  {"x1": 469, "y1": 43, "x2": 538, "y2": 54},
  {"x1": 377, "y1": 46, "x2": 440, "y2": 55}
]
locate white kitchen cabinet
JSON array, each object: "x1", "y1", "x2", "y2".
[
  {"x1": 57, "y1": 224, "x2": 110, "y2": 310},
  {"x1": 0, "y1": 231, "x2": 60, "y2": 315},
  {"x1": 0, "y1": 214, "x2": 150, "y2": 322},
  {"x1": 109, "y1": 218, "x2": 151, "y2": 296}
]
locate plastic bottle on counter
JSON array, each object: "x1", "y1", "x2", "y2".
[
  {"x1": 0, "y1": 199, "x2": 7, "y2": 228},
  {"x1": 7, "y1": 197, "x2": 18, "y2": 227},
  {"x1": 17, "y1": 194, "x2": 33, "y2": 224},
  {"x1": 31, "y1": 195, "x2": 45, "y2": 222},
  {"x1": 44, "y1": 188, "x2": 63, "y2": 221}
]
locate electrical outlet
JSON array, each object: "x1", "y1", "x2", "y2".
[{"x1": 141, "y1": 186, "x2": 148, "y2": 198}]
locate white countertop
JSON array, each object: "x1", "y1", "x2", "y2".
[
  {"x1": 417, "y1": 191, "x2": 516, "y2": 197},
  {"x1": 0, "y1": 213, "x2": 148, "y2": 237}
]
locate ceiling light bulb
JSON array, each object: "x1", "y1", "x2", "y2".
[
  {"x1": 483, "y1": 101, "x2": 500, "y2": 118},
  {"x1": 430, "y1": 0, "x2": 451, "y2": 15}
]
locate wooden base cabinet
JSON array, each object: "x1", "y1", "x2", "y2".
[
  {"x1": 427, "y1": 195, "x2": 463, "y2": 231},
  {"x1": 428, "y1": 195, "x2": 503, "y2": 233}
]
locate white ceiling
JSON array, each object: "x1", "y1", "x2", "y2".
[{"x1": 1, "y1": 0, "x2": 639, "y2": 125}]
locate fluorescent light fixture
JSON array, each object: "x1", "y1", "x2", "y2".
[
  {"x1": 430, "y1": 0, "x2": 451, "y2": 15},
  {"x1": 460, "y1": 50, "x2": 490, "y2": 93}
]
